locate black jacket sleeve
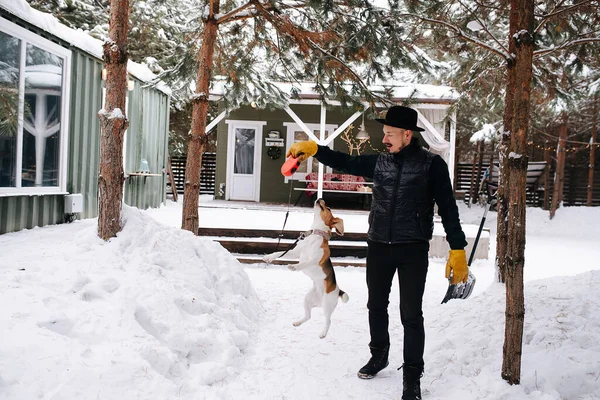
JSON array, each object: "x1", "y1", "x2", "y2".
[
  {"x1": 430, "y1": 156, "x2": 468, "y2": 250},
  {"x1": 314, "y1": 145, "x2": 378, "y2": 179}
]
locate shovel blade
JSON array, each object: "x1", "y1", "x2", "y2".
[{"x1": 441, "y1": 272, "x2": 476, "y2": 304}]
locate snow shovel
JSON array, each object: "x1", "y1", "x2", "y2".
[{"x1": 441, "y1": 190, "x2": 495, "y2": 304}]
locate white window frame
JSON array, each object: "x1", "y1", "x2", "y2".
[
  {"x1": 283, "y1": 122, "x2": 336, "y2": 181},
  {"x1": 0, "y1": 19, "x2": 71, "y2": 197}
]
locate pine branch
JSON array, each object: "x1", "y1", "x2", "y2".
[
  {"x1": 534, "y1": 37, "x2": 600, "y2": 58},
  {"x1": 456, "y1": 0, "x2": 509, "y2": 54},
  {"x1": 394, "y1": 13, "x2": 512, "y2": 61},
  {"x1": 306, "y1": 39, "x2": 392, "y2": 105},
  {"x1": 534, "y1": 0, "x2": 596, "y2": 34},
  {"x1": 217, "y1": 1, "x2": 255, "y2": 24}
]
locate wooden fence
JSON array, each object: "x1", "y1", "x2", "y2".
[
  {"x1": 168, "y1": 153, "x2": 216, "y2": 196},
  {"x1": 455, "y1": 162, "x2": 600, "y2": 207}
]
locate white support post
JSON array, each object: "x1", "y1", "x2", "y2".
[
  {"x1": 323, "y1": 110, "x2": 363, "y2": 146},
  {"x1": 448, "y1": 110, "x2": 457, "y2": 188},
  {"x1": 317, "y1": 102, "x2": 327, "y2": 199},
  {"x1": 284, "y1": 106, "x2": 320, "y2": 143},
  {"x1": 206, "y1": 110, "x2": 226, "y2": 133}
]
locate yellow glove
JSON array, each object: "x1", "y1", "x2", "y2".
[
  {"x1": 445, "y1": 249, "x2": 468, "y2": 284},
  {"x1": 286, "y1": 140, "x2": 318, "y2": 162}
]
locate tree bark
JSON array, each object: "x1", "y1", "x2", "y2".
[
  {"x1": 543, "y1": 141, "x2": 551, "y2": 210},
  {"x1": 550, "y1": 119, "x2": 567, "y2": 219},
  {"x1": 97, "y1": 0, "x2": 129, "y2": 240},
  {"x1": 588, "y1": 95, "x2": 597, "y2": 206},
  {"x1": 181, "y1": 0, "x2": 220, "y2": 234},
  {"x1": 501, "y1": 0, "x2": 534, "y2": 385},
  {"x1": 496, "y1": 3, "x2": 518, "y2": 284}
]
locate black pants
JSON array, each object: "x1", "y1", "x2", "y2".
[{"x1": 366, "y1": 240, "x2": 429, "y2": 370}]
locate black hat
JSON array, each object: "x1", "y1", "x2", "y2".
[{"x1": 376, "y1": 106, "x2": 425, "y2": 132}]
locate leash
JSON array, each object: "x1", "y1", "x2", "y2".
[
  {"x1": 274, "y1": 179, "x2": 295, "y2": 253},
  {"x1": 273, "y1": 179, "x2": 308, "y2": 259}
]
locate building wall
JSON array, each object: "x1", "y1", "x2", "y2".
[
  {"x1": 0, "y1": 13, "x2": 170, "y2": 234},
  {"x1": 215, "y1": 103, "x2": 385, "y2": 204},
  {"x1": 122, "y1": 79, "x2": 170, "y2": 209}
]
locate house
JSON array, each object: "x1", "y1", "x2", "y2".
[
  {"x1": 0, "y1": 0, "x2": 171, "y2": 234},
  {"x1": 208, "y1": 82, "x2": 459, "y2": 206}
]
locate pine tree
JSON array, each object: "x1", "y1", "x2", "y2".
[
  {"x1": 172, "y1": 0, "x2": 443, "y2": 234},
  {"x1": 97, "y1": 0, "x2": 130, "y2": 240},
  {"x1": 389, "y1": 0, "x2": 600, "y2": 385}
]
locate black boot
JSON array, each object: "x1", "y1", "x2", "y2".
[
  {"x1": 401, "y1": 364, "x2": 423, "y2": 400},
  {"x1": 357, "y1": 345, "x2": 389, "y2": 379}
]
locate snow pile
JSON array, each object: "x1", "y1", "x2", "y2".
[{"x1": 0, "y1": 206, "x2": 260, "y2": 399}]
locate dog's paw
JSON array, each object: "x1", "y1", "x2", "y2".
[
  {"x1": 287, "y1": 264, "x2": 297, "y2": 271},
  {"x1": 319, "y1": 332, "x2": 327, "y2": 339},
  {"x1": 292, "y1": 320, "x2": 302, "y2": 327},
  {"x1": 263, "y1": 254, "x2": 276, "y2": 264}
]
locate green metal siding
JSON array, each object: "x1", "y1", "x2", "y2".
[
  {"x1": 0, "y1": 13, "x2": 170, "y2": 234},
  {"x1": 68, "y1": 51, "x2": 103, "y2": 219},
  {"x1": 123, "y1": 82, "x2": 170, "y2": 209}
]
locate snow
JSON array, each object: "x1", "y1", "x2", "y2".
[
  {"x1": 1, "y1": 200, "x2": 600, "y2": 399},
  {"x1": 98, "y1": 108, "x2": 125, "y2": 120},
  {"x1": 471, "y1": 123, "x2": 499, "y2": 143},
  {"x1": 0, "y1": 0, "x2": 171, "y2": 95},
  {"x1": 210, "y1": 79, "x2": 459, "y2": 103}
]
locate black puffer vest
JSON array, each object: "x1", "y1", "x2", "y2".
[{"x1": 368, "y1": 138, "x2": 435, "y2": 244}]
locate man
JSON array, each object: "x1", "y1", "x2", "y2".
[{"x1": 286, "y1": 105, "x2": 468, "y2": 400}]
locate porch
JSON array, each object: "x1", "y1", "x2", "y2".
[{"x1": 195, "y1": 200, "x2": 490, "y2": 266}]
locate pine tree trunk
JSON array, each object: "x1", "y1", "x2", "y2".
[
  {"x1": 543, "y1": 142, "x2": 551, "y2": 210},
  {"x1": 550, "y1": 120, "x2": 567, "y2": 219},
  {"x1": 97, "y1": 0, "x2": 129, "y2": 240},
  {"x1": 588, "y1": 96, "x2": 597, "y2": 206},
  {"x1": 181, "y1": 0, "x2": 220, "y2": 234},
  {"x1": 496, "y1": 3, "x2": 518, "y2": 284},
  {"x1": 501, "y1": 0, "x2": 534, "y2": 385}
]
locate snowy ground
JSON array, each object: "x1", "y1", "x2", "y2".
[{"x1": 1, "y1": 199, "x2": 599, "y2": 400}]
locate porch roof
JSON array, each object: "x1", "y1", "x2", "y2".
[{"x1": 209, "y1": 80, "x2": 459, "y2": 105}]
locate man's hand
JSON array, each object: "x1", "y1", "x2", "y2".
[
  {"x1": 286, "y1": 140, "x2": 318, "y2": 162},
  {"x1": 445, "y1": 249, "x2": 468, "y2": 284}
]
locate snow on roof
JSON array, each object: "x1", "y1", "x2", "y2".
[
  {"x1": 0, "y1": 0, "x2": 171, "y2": 95},
  {"x1": 210, "y1": 79, "x2": 459, "y2": 104}
]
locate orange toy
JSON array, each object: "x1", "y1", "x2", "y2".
[{"x1": 281, "y1": 156, "x2": 301, "y2": 177}]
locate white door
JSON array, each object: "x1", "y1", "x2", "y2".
[{"x1": 226, "y1": 121, "x2": 265, "y2": 201}]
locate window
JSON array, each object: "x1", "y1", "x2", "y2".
[
  {"x1": 283, "y1": 122, "x2": 337, "y2": 180},
  {"x1": 0, "y1": 19, "x2": 71, "y2": 195}
]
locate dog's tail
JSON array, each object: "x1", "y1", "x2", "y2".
[{"x1": 339, "y1": 289, "x2": 349, "y2": 303}]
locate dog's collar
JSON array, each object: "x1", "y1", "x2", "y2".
[{"x1": 312, "y1": 229, "x2": 332, "y2": 240}]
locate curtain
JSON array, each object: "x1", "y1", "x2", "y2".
[
  {"x1": 417, "y1": 108, "x2": 450, "y2": 161},
  {"x1": 234, "y1": 128, "x2": 255, "y2": 174}
]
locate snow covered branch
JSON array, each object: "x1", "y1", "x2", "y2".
[
  {"x1": 534, "y1": 37, "x2": 600, "y2": 58},
  {"x1": 456, "y1": 0, "x2": 509, "y2": 54},
  {"x1": 216, "y1": 1, "x2": 255, "y2": 25},
  {"x1": 534, "y1": 0, "x2": 595, "y2": 34},
  {"x1": 395, "y1": 13, "x2": 512, "y2": 62}
]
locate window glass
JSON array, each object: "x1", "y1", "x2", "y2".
[
  {"x1": 0, "y1": 31, "x2": 20, "y2": 187},
  {"x1": 22, "y1": 44, "x2": 63, "y2": 187},
  {"x1": 234, "y1": 128, "x2": 255, "y2": 174}
]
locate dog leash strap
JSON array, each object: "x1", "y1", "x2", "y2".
[
  {"x1": 276, "y1": 232, "x2": 306, "y2": 259},
  {"x1": 275, "y1": 180, "x2": 295, "y2": 253}
]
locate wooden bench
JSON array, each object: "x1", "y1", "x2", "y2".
[
  {"x1": 295, "y1": 173, "x2": 372, "y2": 209},
  {"x1": 478, "y1": 161, "x2": 547, "y2": 206}
]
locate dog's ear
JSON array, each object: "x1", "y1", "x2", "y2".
[{"x1": 330, "y1": 217, "x2": 344, "y2": 236}]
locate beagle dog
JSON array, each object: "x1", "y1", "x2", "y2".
[{"x1": 263, "y1": 199, "x2": 349, "y2": 338}]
